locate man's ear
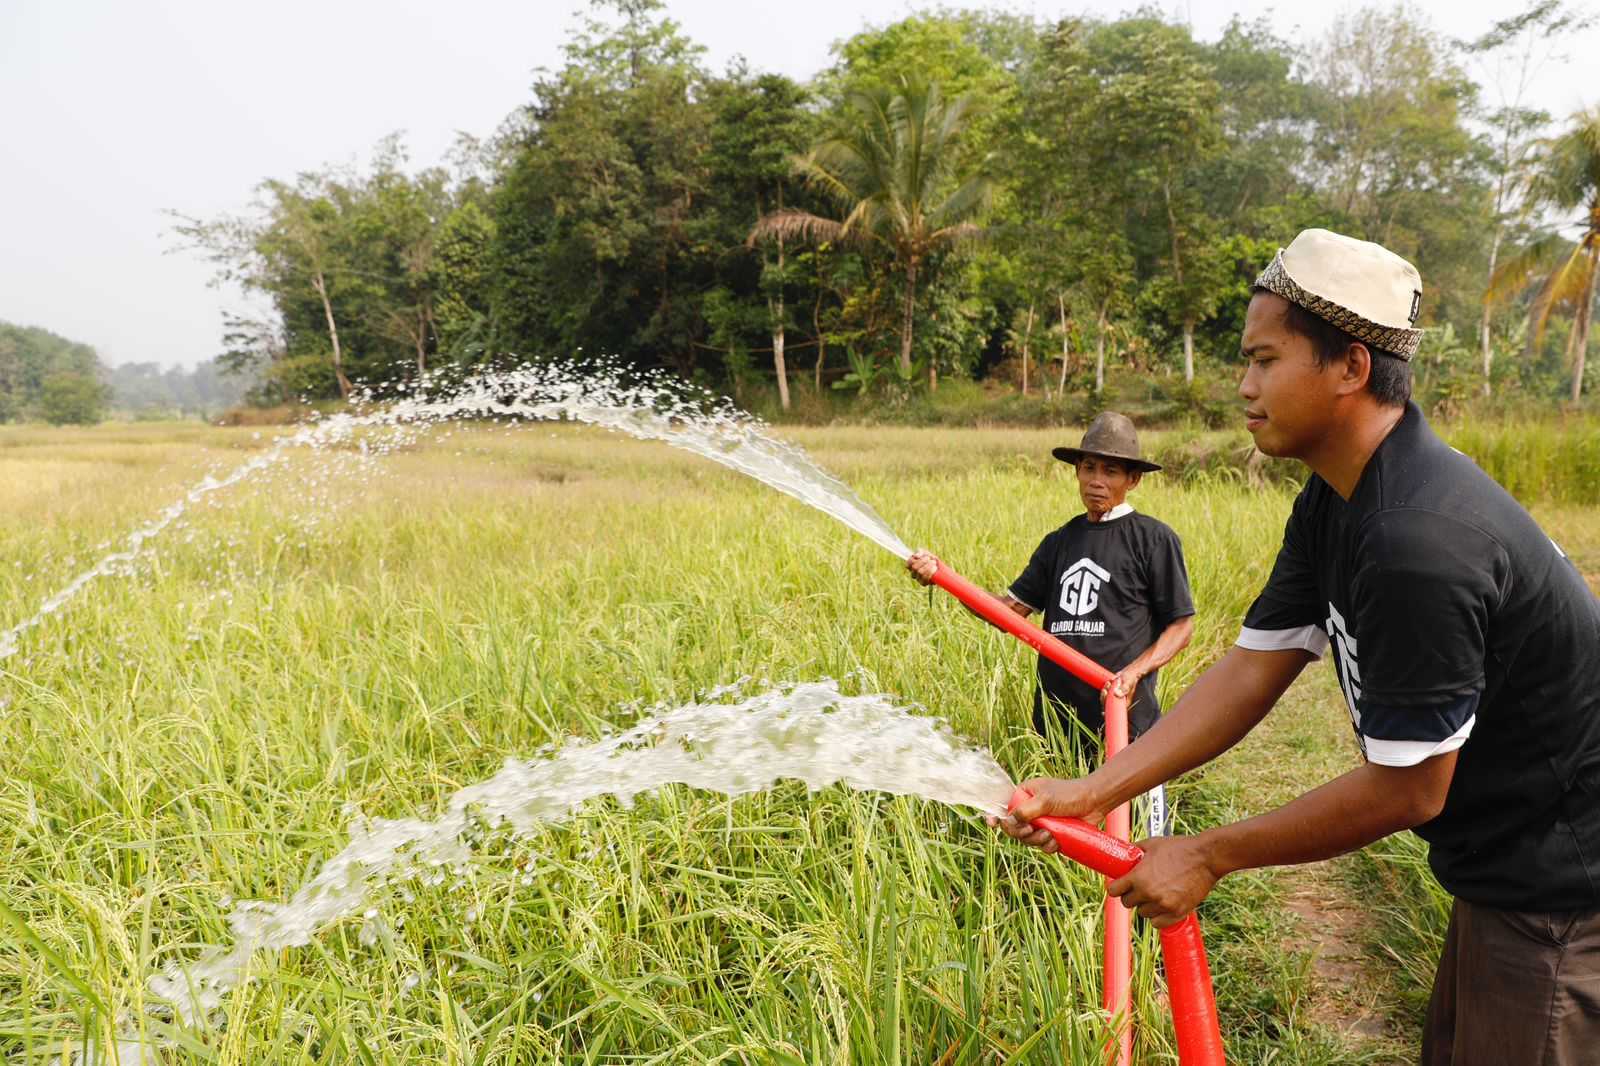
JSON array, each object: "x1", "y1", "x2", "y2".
[
  {"x1": 1128, "y1": 470, "x2": 1143, "y2": 489},
  {"x1": 1338, "y1": 342, "x2": 1373, "y2": 396}
]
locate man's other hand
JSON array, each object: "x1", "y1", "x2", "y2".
[
  {"x1": 906, "y1": 550, "x2": 940, "y2": 586},
  {"x1": 1106, "y1": 834, "x2": 1218, "y2": 928},
  {"x1": 1104, "y1": 669, "x2": 1144, "y2": 701}
]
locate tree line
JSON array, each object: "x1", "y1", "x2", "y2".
[
  {"x1": 176, "y1": 0, "x2": 1600, "y2": 414},
  {"x1": 0, "y1": 320, "x2": 249, "y2": 425},
  {"x1": 0, "y1": 321, "x2": 107, "y2": 425},
  {"x1": 101, "y1": 361, "x2": 250, "y2": 418}
]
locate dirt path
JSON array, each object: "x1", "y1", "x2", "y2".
[
  {"x1": 1280, "y1": 859, "x2": 1394, "y2": 1045},
  {"x1": 1204, "y1": 667, "x2": 1415, "y2": 1061}
]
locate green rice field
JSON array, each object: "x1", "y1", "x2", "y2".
[{"x1": 2, "y1": 421, "x2": 1596, "y2": 1064}]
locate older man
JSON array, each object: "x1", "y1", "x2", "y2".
[
  {"x1": 1003, "y1": 229, "x2": 1600, "y2": 1063},
  {"x1": 908, "y1": 412, "x2": 1195, "y2": 746}
]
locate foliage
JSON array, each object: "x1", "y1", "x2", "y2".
[
  {"x1": 0, "y1": 321, "x2": 241, "y2": 424},
  {"x1": 1531, "y1": 108, "x2": 1600, "y2": 401},
  {"x1": 166, "y1": 4, "x2": 1600, "y2": 414},
  {"x1": 709, "y1": 69, "x2": 816, "y2": 408},
  {"x1": 101, "y1": 359, "x2": 250, "y2": 418},
  {"x1": 1413, "y1": 322, "x2": 1478, "y2": 418},
  {"x1": 751, "y1": 79, "x2": 994, "y2": 386},
  {"x1": 37, "y1": 372, "x2": 110, "y2": 426},
  {"x1": 171, "y1": 138, "x2": 491, "y2": 401},
  {"x1": 1459, "y1": 1, "x2": 1596, "y2": 396},
  {"x1": 1303, "y1": 8, "x2": 1490, "y2": 329},
  {"x1": 832, "y1": 345, "x2": 887, "y2": 395},
  {"x1": 0, "y1": 321, "x2": 101, "y2": 423},
  {"x1": 429, "y1": 200, "x2": 497, "y2": 359}
]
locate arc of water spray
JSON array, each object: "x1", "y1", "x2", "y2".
[
  {"x1": 2, "y1": 364, "x2": 962, "y2": 1031},
  {"x1": 0, "y1": 448, "x2": 288, "y2": 662},
  {"x1": 149, "y1": 680, "x2": 1013, "y2": 1025},
  {"x1": 1, "y1": 409, "x2": 401, "y2": 661},
  {"x1": 0, "y1": 362, "x2": 909, "y2": 663}
]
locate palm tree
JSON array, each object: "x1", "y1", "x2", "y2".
[
  {"x1": 748, "y1": 80, "x2": 993, "y2": 388},
  {"x1": 1490, "y1": 108, "x2": 1600, "y2": 402}
]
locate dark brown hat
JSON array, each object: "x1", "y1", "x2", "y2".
[{"x1": 1052, "y1": 411, "x2": 1161, "y2": 472}]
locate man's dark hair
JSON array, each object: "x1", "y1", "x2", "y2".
[{"x1": 1252, "y1": 285, "x2": 1411, "y2": 407}]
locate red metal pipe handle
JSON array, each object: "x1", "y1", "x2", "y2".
[{"x1": 1008, "y1": 790, "x2": 1226, "y2": 1066}]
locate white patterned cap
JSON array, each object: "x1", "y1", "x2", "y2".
[{"x1": 1254, "y1": 229, "x2": 1424, "y2": 360}]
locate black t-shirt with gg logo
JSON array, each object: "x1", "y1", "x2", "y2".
[
  {"x1": 1009, "y1": 509, "x2": 1194, "y2": 735},
  {"x1": 1240, "y1": 402, "x2": 1600, "y2": 910}
]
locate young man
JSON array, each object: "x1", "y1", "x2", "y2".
[
  {"x1": 1002, "y1": 229, "x2": 1600, "y2": 1063},
  {"x1": 907, "y1": 412, "x2": 1195, "y2": 744}
]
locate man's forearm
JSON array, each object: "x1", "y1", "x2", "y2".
[
  {"x1": 1086, "y1": 646, "x2": 1310, "y2": 814},
  {"x1": 1200, "y1": 756, "x2": 1455, "y2": 876},
  {"x1": 1122, "y1": 616, "x2": 1194, "y2": 680},
  {"x1": 1099, "y1": 753, "x2": 1457, "y2": 927}
]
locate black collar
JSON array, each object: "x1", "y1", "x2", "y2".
[{"x1": 1348, "y1": 401, "x2": 1436, "y2": 513}]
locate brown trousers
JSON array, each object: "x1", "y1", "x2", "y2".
[{"x1": 1423, "y1": 897, "x2": 1600, "y2": 1065}]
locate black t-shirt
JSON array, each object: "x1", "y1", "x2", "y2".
[
  {"x1": 1241, "y1": 402, "x2": 1600, "y2": 910},
  {"x1": 1010, "y1": 507, "x2": 1195, "y2": 733}
]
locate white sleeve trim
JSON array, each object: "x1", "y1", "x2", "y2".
[
  {"x1": 1236, "y1": 624, "x2": 1329, "y2": 658},
  {"x1": 1364, "y1": 715, "x2": 1476, "y2": 767},
  {"x1": 1006, "y1": 588, "x2": 1041, "y2": 613}
]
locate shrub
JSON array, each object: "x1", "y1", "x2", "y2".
[
  {"x1": 38, "y1": 372, "x2": 110, "y2": 426},
  {"x1": 249, "y1": 353, "x2": 339, "y2": 405}
]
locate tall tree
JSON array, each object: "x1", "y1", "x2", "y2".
[
  {"x1": 487, "y1": 0, "x2": 716, "y2": 374},
  {"x1": 819, "y1": 12, "x2": 1025, "y2": 390},
  {"x1": 1009, "y1": 20, "x2": 1130, "y2": 395},
  {"x1": 751, "y1": 80, "x2": 993, "y2": 387},
  {"x1": 1504, "y1": 109, "x2": 1600, "y2": 402},
  {"x1": 1027, "y1": 18, "x2": 1233, "y2": 384},
  {"x1": 430, "y1": 201, "x2": 497, "y2": 358},
  {"x1": 172, "y1": 167, "x2": 362, "y2": 399},
  {"x1": 1462, "y1": 1, "x2": 1596, "y2": 395},
  {"x1": 173, "y1": 148, "x2": 472, "y2": 401},
  {"x1": 714, "y1": 71, "x2": 812, "y2": 409},
  {"x1": 1122, "y1": 30, "x2": 1228, "y2": 381},
  {"x1": 356, "y1": 140, "x2": 455, "y2": 376},
  {"x1": 1200, "y1": 19, "x2": 1315, "y2": 230},
  {"x1": 1306, "y1": 7, "x2": 1490, "y2": 330},
  {"x1": 815, "y1": 11, "x2": 1024, "y2": 176},
  {"x1": 260, "y1": 178, "x2": 357, "y2": 399}
]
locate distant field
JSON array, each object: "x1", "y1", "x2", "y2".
[{"x1": 1, "y1": 421, "x2": 1595, "y2": 1064}]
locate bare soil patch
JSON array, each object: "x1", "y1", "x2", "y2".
[{"x1": 1205, "y1": 669, "x2": 1416, "y2": 1060}]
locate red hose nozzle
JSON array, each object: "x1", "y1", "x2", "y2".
[{"x1": 1006, "y1": 786, "x2": 1143, "y2": 878}]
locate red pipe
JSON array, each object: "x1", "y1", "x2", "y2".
[
  {"x1": 1161, "y1": 915, "x2": 1226, "y2": 1066},
  {"x1": 926, "y1": 564, "x2": 1113, "y2": 689},
  {"x1": 1008, "y1": 791, "x2": 1226, "y2": 1066},
  {"x1": 923, "y1": 557, "x2": 1224, "y2": 1064},
  {"x1": 928, "y1": 562, "x2": 1140, "y2": 1056},
  {"x1": 1102, "y1": 693, "x2": 1134, "y2": 1066}
]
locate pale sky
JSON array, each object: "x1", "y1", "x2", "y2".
[{"x1": 2, "y1": 0, "x2": 1595, "y2": 370}]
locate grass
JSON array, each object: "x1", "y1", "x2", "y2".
[
  {"x1": 744, "y1": 372, "x2": 1600, "y2": 503},
  {"x1": 0, "y1": 419, "x2": 1593, "y2": 1063}
]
